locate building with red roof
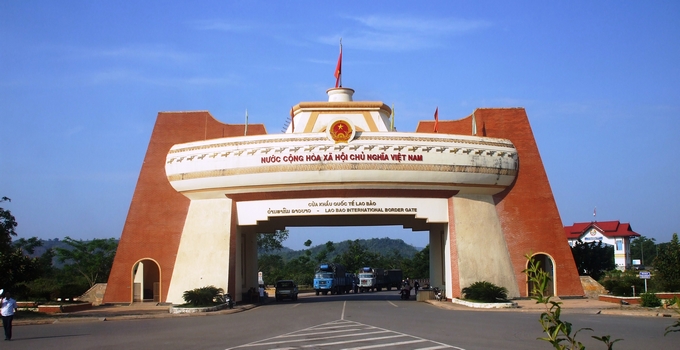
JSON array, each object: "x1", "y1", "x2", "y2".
[{"x1": 564, "y1": 221, "x2": 641, "y2": 270}]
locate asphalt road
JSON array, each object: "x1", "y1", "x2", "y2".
[{"x1": 11, "y1": 291, "x2": 678, "y2": 349}]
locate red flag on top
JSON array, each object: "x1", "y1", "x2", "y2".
[
  {"x1": 434, "y1": 107, "x2": 439, "y2": 133},
  {"x1": 334, "y1": 40, "x2": 342, "y2": 88}
]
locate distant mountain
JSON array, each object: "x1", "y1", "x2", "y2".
[
  {"x1": 259, "y1": 237, "x2": 422, "y2": 261},
  {"x1": 16, "y1": 238, "x2": 119, "y2": 268}
]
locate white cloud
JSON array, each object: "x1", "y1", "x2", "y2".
[
  {"x1": 319, "y1": 15, "x2": 492, "y2": 51},
  {"x1": 353, "y1": 15, "x2": 491, "y2": 35},
  {"x1": 73, "y1": 45, "x2": 197, "y2": 64},
  {"x1": 86, "y1": 68, "x2": 234, "y2": 87},
  {"x1": 190, "y1": 19, "x2": 254, "y2": 32}
]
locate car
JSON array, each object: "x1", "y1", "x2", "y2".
[{"x1": 275, "y1": 280, "x2": 299, "y2": 301}]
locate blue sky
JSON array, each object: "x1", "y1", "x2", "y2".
[{"x1": 1, "y1": 1, "x2": 678, "y2": 250}]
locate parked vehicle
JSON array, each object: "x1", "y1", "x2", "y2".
[
  {"x1": 225, "y1": 293, "x2": 234, "y2": 308},
  {"x1": 384, "y1": 269, "x2": 403, "y2": 291},
  {"x1": 313, "y1": 263, "x2": 351, "y2": 295},
  {"x1": 275, "y1": 280, "x2": 299, "y2": 301},
  {"x1": 358, "y1": 267, "x2": 386, "y2": 292}
]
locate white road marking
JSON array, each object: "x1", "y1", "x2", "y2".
[
  {"x1": 341, "y1": 300, "x2": 346, "y2": 320},
  {"x1": 225, "y1": 319, "x2": 465, "y2": 350}
]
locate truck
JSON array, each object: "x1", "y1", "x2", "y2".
[
  {"x1": 384, "y1": 269, "x2": 403, "y2": 291},
  {"x1": 313, "y1": 263, "x2": 351, "y2": 295},
  {"x1": 357, "y1": 266, "x2": 386, "y2": 292}
]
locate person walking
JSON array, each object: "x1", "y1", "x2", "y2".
[
  {"x1": 1, "y1": 291, "x2": 17, "y2": 341},
  {"x1": 414, "y1": 280, "x2": 420, "y2": 296},
  {"x1": 258, "y1": 285, "x2": 265, "y2": 304}
]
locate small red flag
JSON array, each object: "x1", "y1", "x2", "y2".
[
  {"x1": 434, "y1": 107, "x2": 439, "y2": 133},
  {"x1": 334, "y1": 43, "x2": 342, "y2": 88}
]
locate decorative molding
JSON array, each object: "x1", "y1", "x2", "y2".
[{"x1": 168, "y1": 163, "x2": 517, "y2": 182}]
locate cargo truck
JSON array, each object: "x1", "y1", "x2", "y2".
[
  {"x1": 358, "y1": 266, "x2": 386, "y2": 292},
  {"x1": 384, "y1": 269, "x2": 403, "y2": 291},
  {"x1": 313, "y1": 263, "x2": 351, "y2": 295}
]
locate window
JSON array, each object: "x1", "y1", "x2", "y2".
[{"x1": 616, "y1": 239, "x2": 623, "y2": 251}]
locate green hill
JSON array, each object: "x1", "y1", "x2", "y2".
[{"x1": 260, "y1": 237, "x2": 422, "y2": 261}]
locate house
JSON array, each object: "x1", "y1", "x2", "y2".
[{"x1": 564, "y1": 221, "x2": 640, "y2": 271}]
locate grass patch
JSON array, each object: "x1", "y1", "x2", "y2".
[{"x1": 15, "y1": 310, "x2": 55, "y2": 319}]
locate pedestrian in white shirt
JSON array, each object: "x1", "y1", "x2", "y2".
[{"x1": 1, "y1": 291, "x2": 17, "y2": 341}]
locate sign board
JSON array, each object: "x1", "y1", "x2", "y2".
[
  {"x1": 632, "y1": 259, "x2": 641, "y2": 265},
  {"x1": 258, "y1": 271, "x2": 264, "y2": 285},
  {"x1": 639, "y1": 271, "x2": 651, "y2": 279}
]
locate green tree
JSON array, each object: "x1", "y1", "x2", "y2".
[
  {"x1": 570, "y1": 240, "x2": 615, "y2": 281},
  {"x1": 257, "y1": 229, "x2": 289, "y2": 254},
  {"x1": 0, "y1": 197, "x2": 18, "y2": 253},
  {"x1": 654, "y1": 233, "x2": 680, "y2": 292},
  {"x1": 0, "y1": 246, "x2": 44, "y2": 291},
  {"x1": 0, "y1": 198, "x2": 54, "y2": 294},
  {"x1": 286, "y1": 239, "x2": 315, "y2": 285},
  {"x1": 383, "y1": 248, "x2": 406, "y2": 270},
  {"x1": 630, "y1": 236, "x2": 657, "y2": 267},
  {"x1": 403, "y1": 245, "x2": 429, "y2": 279},
  {"x1": 256, "y1": 229, "x2": 288, "y2": 284},
  {"x1": 335, "y1": 239, "x2": 381, "y2": 273},
  {"x1": 258, "y1": 254, "x2": 286, "y2": 284},
  {"x1": 55, "y1": 236, "x2": 118, "y2": 288},
  {"x1": 15, "y1": 237, "x2": 55, "y2": 275},
  {"x1": 314, "y1": 241, "x2": 335, "y2": 263}
]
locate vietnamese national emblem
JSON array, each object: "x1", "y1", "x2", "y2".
[{"x1": 329, "y1": 119, "x2": 353, "y2": 143}]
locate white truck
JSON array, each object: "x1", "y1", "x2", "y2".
[{"x1": 357, "y1": 267, "x2": 386, "y2": 292}]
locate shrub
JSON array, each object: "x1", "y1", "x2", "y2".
[
  {"x1": 461, "y1": 281, "x2": 508, "y2": 302},
  {"x1": 182, "y1": 286, "x2": 224, "y2": 307},
  {"x1": 640, "y1": 292, "x2": 662, "y2": 307},
  {"x1": 600, "y1": 270, "x2": 647, "y2": 296}
]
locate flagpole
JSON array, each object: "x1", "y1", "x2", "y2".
[
  {"x1": 334, "y1": 38, "x2": 342, "y2": 88},
  {"x1": 390, "y1": 104, "x2": 395, "y2": 131},
  {"x1": 245, "y1": 109, "x2": 248, "y2": 136},
  {"x1": 472, "y1": 112, "x2": 477, "y2": 136},
  {"x1": 434, "y1": 107, "x2": 439, "y2": 133}
]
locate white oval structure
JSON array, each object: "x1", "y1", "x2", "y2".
[{"x1": 166, "y1": 88, "x2": 518, "y2": 198}]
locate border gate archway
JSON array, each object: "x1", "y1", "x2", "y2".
[{"x1": 103, "y1": 86, "x2": 584, "y2": 304}]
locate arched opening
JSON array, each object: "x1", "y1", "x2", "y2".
[
  {"x1": 244, "y1": 215, "x2": 449, "y2": 302},
  {"x1": 280, "y1": 225, "x2": 432, "y2": 288},
  {"x1": 132, "y1": 259, "x2": 161, "y2": 303},
  {"x1": 527, "y1": 253, "x2": 555, "y2": 297}
]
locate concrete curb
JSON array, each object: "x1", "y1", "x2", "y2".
[
  {"x1": 424, "y1": 299, "x2": 677, "y2": 318},
  {"x1": 14, "y1": 302, "x2": 262, "y2": 326},
  {"x1": 449, "y1": 298, "x2": 516, "y2": 309}
]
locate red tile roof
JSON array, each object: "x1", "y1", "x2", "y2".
[{"x1": 564, "y1": 221, "x2": 641, "y2": 240}]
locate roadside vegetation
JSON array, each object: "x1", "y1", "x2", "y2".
[
  {"x1": 461, "y1": 281, "x2": 508, "y2": 303},
  {"x1": 573, "y1": 234, "x2": 680, "y2": 297},
  {"x1": 0, "y1": 197, "x2": 118, "y2": 302},
  {"x1": 525, "y1": 253, "x2": 622, "y2": 349},
  {"x1": 181, "y1": 286, "x2": 224, "y2": 307}
]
